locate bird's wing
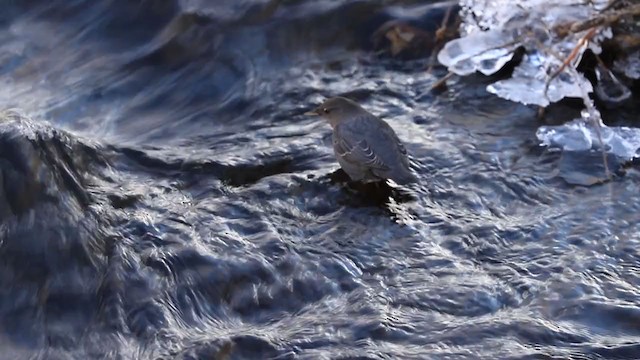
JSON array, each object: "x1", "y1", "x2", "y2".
[
  {"x1": 375, "y1": 118, "x2": 408, "y2": 156},
  {"x1": 394, "y1": 134, "x2": 408, "y2": 156},
  {"x1": 333, "y1": 132, "x2": 390, "y2": 171}
]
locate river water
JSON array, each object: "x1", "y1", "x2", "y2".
[{"x1": 1, "y1": 1, "x2": 640, "y2": 359}]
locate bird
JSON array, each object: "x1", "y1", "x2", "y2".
[{"x1": 305, "y1": 96, "x2": 417, "y2": 185}]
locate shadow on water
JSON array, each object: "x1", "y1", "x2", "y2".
[{"x1": 1, "y1": 0, "x2": 640, "y2": 359}]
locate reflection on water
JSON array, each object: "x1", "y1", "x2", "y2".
[{"x1": 0, "y1": 1, "x2": 640, "y2": 359}]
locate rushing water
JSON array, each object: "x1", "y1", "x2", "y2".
[{"x1": 1, "y1": 1, "x2": 640, "y2": 359}]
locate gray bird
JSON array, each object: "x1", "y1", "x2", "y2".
[{"x1": 305, "y1": 97, "x2": 417, "y2": 185}]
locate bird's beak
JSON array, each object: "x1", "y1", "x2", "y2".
[{"x1": 304, "y1": 107, "x2": 320, "y2": 116}]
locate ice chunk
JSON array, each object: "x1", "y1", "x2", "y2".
[
  {"x1": 437, "y1": 29, "x2": 517, "y2": 76},
  {"x1": 458, "y1": 0, "x2": 609, "y2": 34},
  {"x1": 486, "y1": 52, "x2": 593, "y2": 106},
  {"x1": 536, "y1": 119, "x2": 593, "y2": 151},
  {"x1": 614, "y1": 51, "x2": 640, "y2": 80},
  {"x1": 537, "y1": 119, "x2": 640, "y2": 160},
  {"x1": 594, "y1": 63, "x2": 632, "y2": 103}
]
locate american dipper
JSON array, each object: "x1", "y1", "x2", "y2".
[{"x1": 305, "y1": 97, "x2": 417, "y2": 185}]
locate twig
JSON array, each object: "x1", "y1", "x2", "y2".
[
  {"x1": 571, "y1": 3, "x2": 640, "y2": 33},
  {"x1": 427, "y1": 6, "x2": 457, "y2": 74},
  {"x1": 536, "y1": 106, "x2": 546, "y2": 121},
  {"x1": 585, "y1": 101, "x2": 612, "y2": 181},
  {"x1": 543, "y1": 27, "x2": 598, "y2": 101},
  {"x1": 529, "y1": 27, "x2": 612, "y2": 180},
  {"x1": 431, "y1": 71, "x2": 455, "y2": 91},
  {"x1": 552, "y1": 3, "x2": 640, "y2": 37},
  {"x1": 568, "y1": 63, "x2": 612, "y2": 180},
  {"x1": 438, "y1": 6, "x2": 454, "y2": 41}
]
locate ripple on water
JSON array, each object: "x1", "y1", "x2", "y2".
[{"x1": 2, "y1": 0, "x2": 640, "y2": 358}]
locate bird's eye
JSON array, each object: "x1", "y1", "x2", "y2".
[{"x1": 322, "y1": 108, "x2": 330, "y2": 114}]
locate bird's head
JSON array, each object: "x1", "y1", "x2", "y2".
[{"x1": 304, "y1": 97, "x2": 363, "y2": 127}]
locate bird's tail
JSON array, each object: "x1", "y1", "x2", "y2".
[{"x1": 391, "y1": 170, "x2": 419, "y2": 185}]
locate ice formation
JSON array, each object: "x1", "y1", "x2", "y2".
[
  {"x1": 614, "y1": 50, "x2": 640, "y2": 80},
  {"x1": 537, "y1": 109, "x2": 640, "y2": 160},
  {"x1": 440, "y1": 0, "x2": 640, "y2": 160},
  {"x1": 437, "y1": 0, "x2": 611, "y2": 106}
]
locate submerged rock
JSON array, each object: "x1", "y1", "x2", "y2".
[
  {"x1": 557, "y1": 150, "x2": 624, "y2": 186},
  {"x1": 0, "y1": 110, "x2": 109, "y2": 308},
  {"x1": 0, "y1": 109, "x2": 96, "y2": 220}
]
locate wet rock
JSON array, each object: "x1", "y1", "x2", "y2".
[
  {"x1": 371, "y1": 2, "x2": 461, "y2": 60},
  {"x1": 174, "y1": 340, "x2": 234, "y2": 360},
  {"x1": 229, "y1": 335, "x2": 280, "y2": 359},
  {"x1": 373, "y1": 21, "x2": 438, "y2": 59},
  {"x1": 0, "y1": 110, "x2": 94, "y2": 219},
  {"x1": 107, "y1": 193, "x2": 141, "y2": 209},
  {"x1": 0, "y1": 110, "x2": 107, "y2": 345}
]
